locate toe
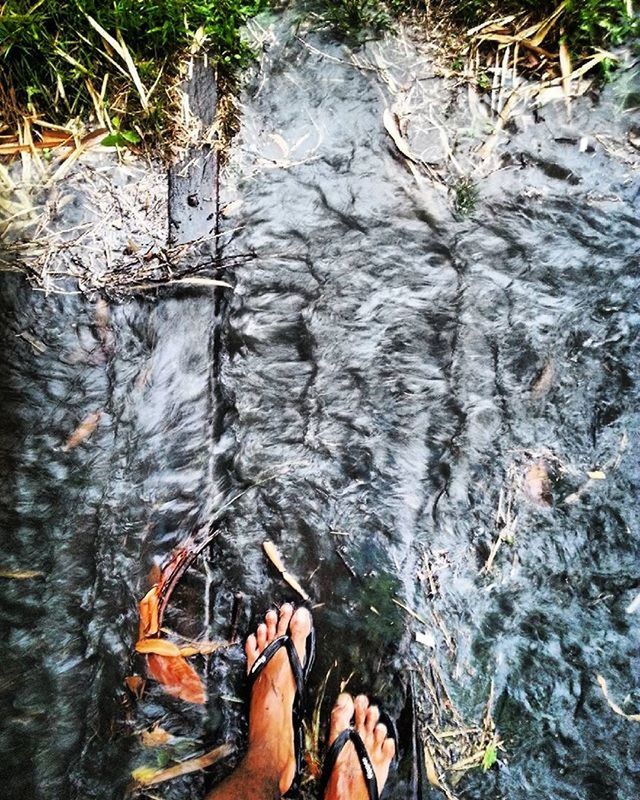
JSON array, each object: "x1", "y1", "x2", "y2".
[
  {"x1": 382, "y1": 736, "x2": 396, "y2": 762},
  {"x1": 277, "y1": 602, "x2": 294, "y2": 636},
  {"x1": 365, "y1": 704, "x2": 380, "y2": 734},
  {"x1": 329, "y1": 693, "x2": 355, "y2": 744},
  {"x1": 288, "y1": 606, "x2": 312, "y2": 665},
  {"x1": 354, "y1": 694, "x2": 369, "y2": 731},
  {"x1": 245, "y1": 633, "x2": 259, "y2": 671},
  {"x1": 256, "y1": 622, "x2": 267, "y2": 652},
  {"x1": 374, "y1": 722, "x2": 387, "y2": 747},
  {"x1": 265, "y1": 609, "x2": 278, "y2": 642}
]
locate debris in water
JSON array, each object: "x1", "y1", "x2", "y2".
[
  {"x1": 416, "y1": 630, "x2": 436, "y2": 649},
  {"x1": 177, "y1": 640, "x2": 228, "y2": 657},
  {"x1": 125, "y1": 675, "x2": 145, "y2": 699},
  {"x1": 138, "y1": 585, "x2": 160, "y2": 638},
  {"x1": 131, "y1": 743, "x2": 234, "y2": 786},
  {"x1": 596, "y1": 674, "x2": 640, "y2": 722},
  {"x1": 523, "y1": 461, "x2": 552, "y2": 506},
  {"x1": 135, "y1": 639, "x2": 182, "y2": 656},
  {"x1": 0, "y1": 569, "x2": 44, "y2": 579},
  {"x1": 141, "y1": 724, "x2": 174, "y2": 747},
  {"x1": 146, "y1": 653, "x2": 206, "y2": 705},
  {"x1": 530, "y1": 359, "x2": 555, "y2": 398},
  {"x1": 61, "y1": 410, "x2": 102, "y2": 452},
  {"x1": 625, "y1": 592, "x2": 640, "y2": 615},
  {"x1": 262, "y1": 540, "x2": 310, "y2": 601}
]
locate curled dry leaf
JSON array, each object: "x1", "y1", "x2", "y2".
[
  {"x1": 523, "y1": 461, "x2": 552, "y2": 506},
  {"x1": 146, "y1": 653, "x2": 206, "y2": 705},
  {"x1": 263, "y1": 540, "x2": 310, "y2": 602},
  {"x1": 178, "y1": 640, "x2": 228, "y2": 657},
  {"x1": 597, "y1": 674, "x2": 640, "y2": 722},
  {"x1": 62, "y1": 410, "x2": 102, "y2": 452},
  {"x1": 125, "y1": 675, "x2": 145, "y2": 699},
  {"x1": 138, "y1": 586, "x2": 160, "y2": 639}
]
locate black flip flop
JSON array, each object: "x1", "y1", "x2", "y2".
[
  {"x1": 247, "y1": 612, "x2": 316, "y2": 798},
  {"x1": 318, "y1": 709, "x2": 397, "y2": 800}
]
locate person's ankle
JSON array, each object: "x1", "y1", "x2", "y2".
[{"x1": 241, "y1": 748, "x2": 283, "y2": 788}]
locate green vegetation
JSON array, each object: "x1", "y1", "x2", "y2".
[
  {"x1": 0, "y1": 0, "x2": 268, "y2": 134},
  {"x1": 0, "y1": 0, "x2": 637, "y2": 146}
]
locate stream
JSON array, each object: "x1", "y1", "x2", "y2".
[{"x1": 1, "y1": 12, "x2": 639, "y2": 800}]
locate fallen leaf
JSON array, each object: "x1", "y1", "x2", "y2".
[
  {"x1": 146, "y1": 653, "x2": 206, "y2": 704},
  {"x1": 132, "y1": 743, "x2": 233, "y2": 785},
  {"x1": 139, "y1": 586, "x2": 160, "y2": 639},
  {"x1": 597, "y1": 674, "x2": 640, "y2": 722},
  {"x1": 125, "y1": 675, "x2": 146, "y2": 698},
  {"x1": 141, "y1": 725, "x2": 173, "y2": 747},
  {"x1": 62, "y1": 410, "x2": 102, "y2": 451},
  {"x1": 523, "y1": 461, "x2": 552, "y2": 506},
  {"x1": 424, "y1": 743, "x2": 443, "y2": 789},
  {"x1": 136, "y1": 638, "x2": 182, "y2": 656},
  {"x1": 383, "y1": 107, "x2": 418, "y2": 163},
  {"x1": 0, "y1": 569, "x2": 44, "y2": 579},
  {"x1": 178, "y1": 640, "x2": 228, "y2": 657},
  {"x1": 416, "y1": 630, "x2": 436, "y2": 648},
  {"x1": 587, "y1": 470, "x2": 606, "y2": 480},
  {"x1": 531, "y1": 360, "x2": 555, "y2": 398},
  {"x1": 263, "y1": 540, "x2": 310, "y2": 601}
]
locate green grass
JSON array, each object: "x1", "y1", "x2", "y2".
[{"x1": 0, "y1": 0, "x2": 268, "y2": 133}]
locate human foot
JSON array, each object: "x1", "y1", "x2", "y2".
[
  {"x1": 322, "y1": 693, "x2": 395, "y2": 800},
  {"x1": 244, "y1": 604, "x2": 313, "y2": 795}
]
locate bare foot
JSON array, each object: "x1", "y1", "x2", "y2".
[
  {"x1": 244, "y1": 604, "x2": 312, "y2": 795},
  {"x1": 323, "y1": 693, "x2": 395, "y2": 800}
]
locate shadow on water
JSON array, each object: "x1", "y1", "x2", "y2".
[{"x1": 1, "y1": 16, "x2": 640, "y2": 800}]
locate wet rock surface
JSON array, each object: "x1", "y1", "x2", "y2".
[{"x1": 1, "y1": 15, "x2": 639, "y2": 800}]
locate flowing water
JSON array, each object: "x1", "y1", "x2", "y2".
[{"x1": 1, "y1": 14, "x2": 639, "y2": 800}]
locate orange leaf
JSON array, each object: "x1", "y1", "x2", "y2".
[
  {"x1": 146, "y1": 653, "x2": 206, "y2": 704},
  {"x1": 125, "y1": 675, "x2": 146, "y2": 698},
  {"x1": 141, "y1": 724, "x2": 173, "y2": 747},
  {"x1": 136, "y1": 638, "x2": 182, "y2": 656},
  {"x1": 139, "y1": 586, "x2": 160, "y2": 639}
]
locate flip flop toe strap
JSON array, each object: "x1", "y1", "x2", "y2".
[
  {"x1": 248, "y1": 635, "x2": 306, "y2": 707},
  {"x1": 319, "y1": 729, "x2": 379, "y2": 800}
]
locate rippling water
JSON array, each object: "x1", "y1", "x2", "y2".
[{"x1": 1, "y1": 15, "x2": 639, "y2": 800}]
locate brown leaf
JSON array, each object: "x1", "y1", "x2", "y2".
[
  {"x1": 531, "y1": 360, "x2": 555, "y2": 399},
  {"x1": 132, "y1": 743, "x2": 234, "y2": 785},
  {"x1": 136, "y1": 638, "x2": 182, "y2": 656},
  {"x1": 523, "y1": 461, "x2": 552, "y2": 506},
  {"x1": 62, "y1": 410, "x2": 102, "y2": 452},
  {"x1": 125, "y1": 675, "x2": 146, "y2": 698},
  {"x1": 146, "y1": 653, "x2": 206, "y2": 704}
]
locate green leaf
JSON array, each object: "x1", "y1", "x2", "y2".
[
  {"x1": 482, "y1": 743, "x2": 498, "y2": 771},
  {"x1": 101, "y1": 131, "x2": 139, "y2": 148}
]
